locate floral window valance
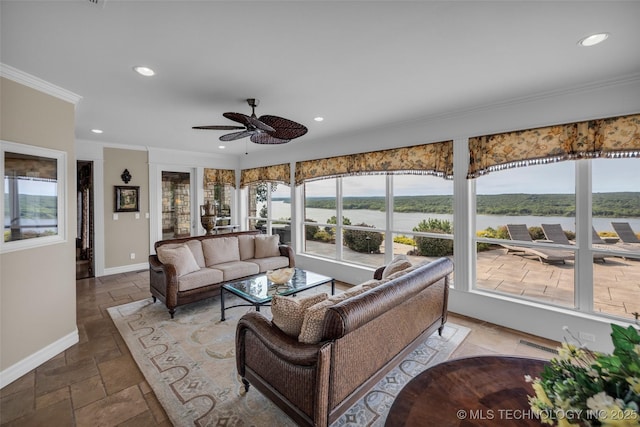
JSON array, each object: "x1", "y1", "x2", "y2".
[
  {"x1": 4, "y1": 155, "x2": 57, "y2": 181},
  {"x1": 240, "y1": 163, "x2": 291, "y2": 188},
  {"x1": 203, "y1": 168, "x2": 236, "y2": 188},
  {"x1": 467, "y1": 113, "x2": 640, "y2": 178},
  {"x1": 294, "y1": 140, "x2": 453, "y2": 186}
]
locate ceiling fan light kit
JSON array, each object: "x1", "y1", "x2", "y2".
[{"x1": 192, "y1": 98, "x2": 308, "y2": 145}]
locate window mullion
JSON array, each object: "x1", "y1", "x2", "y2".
[
  {"x1": 575, "y1": 159, "x2": 593, "y2": 312},
  {"x1": 385, "y1": 175, "x2": 394, "y2": 264},
  {"x1": 336, "y1": 177, "x2": 343, "y2": 260}
]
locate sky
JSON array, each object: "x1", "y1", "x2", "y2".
[{"x1": 302, "y1": 157, "x2": 639, "y2": 197}]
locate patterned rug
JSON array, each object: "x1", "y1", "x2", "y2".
[{"x1": 108, "y1": 289, "x2": 469, "y2": 427}]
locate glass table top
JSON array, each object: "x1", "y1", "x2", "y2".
[{"x1": 222, "y1": 268, "x2": 333, "y2": 304}]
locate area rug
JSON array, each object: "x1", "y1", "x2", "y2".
[{"x1": 108, "y1": 290, "x2": 469, "y2": 427}]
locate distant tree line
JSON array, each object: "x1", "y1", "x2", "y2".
[
  {"x1": 3, "y1": 194, "x2": 57, "y2": 219},
  {"x1": 295, "y1": 192, "x2": 640, "y2": 217}
]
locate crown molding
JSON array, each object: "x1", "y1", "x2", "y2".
[{"x1": 0, "y1": 63, "x2": 82, "y2": 105}]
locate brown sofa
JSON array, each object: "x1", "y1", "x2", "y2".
[
  {"x1": 149, "y1": 230, "x2": 295, "y2": 318},
  {"x1": 235, "y1": 257, "x2": 453, "y2": 427}
]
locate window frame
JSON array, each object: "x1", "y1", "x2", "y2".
[{"x1": 1, "y1": 140, "x2": 67, "y2": 253}]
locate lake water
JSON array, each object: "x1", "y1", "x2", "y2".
[{"x1": 269, "y1": 201, "x2": 640, "y2": 233}]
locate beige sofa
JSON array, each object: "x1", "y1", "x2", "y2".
[
  {"x1": 149, "y1": 230, "x2": 294, "y2": 318},
  {"x1": 235, "y1": 256, "x2": 453, "y2": 427}
]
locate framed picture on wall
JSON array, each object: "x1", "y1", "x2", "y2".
[{"x1": 114, "y1": 186, "x2": 140, "y2": 212}]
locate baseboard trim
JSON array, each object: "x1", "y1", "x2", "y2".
[
  {"x1": 0, "y1": 329, "x2": 79, "y2": 389},
  {"x1": 102, "y1": 262, "x2": 148, "y2": 276}
]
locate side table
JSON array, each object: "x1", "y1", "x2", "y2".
[{"x1": 385, "y1": 355, "x2": 548, "y2": 426}]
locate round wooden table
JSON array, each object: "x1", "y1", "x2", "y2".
[{"x1": 385, "y1": 356, "x2": 549, "y2": 427}]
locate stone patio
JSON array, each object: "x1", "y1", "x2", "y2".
[{"x1": 304, "y1": 240, "x2": 640, "y2": 322}]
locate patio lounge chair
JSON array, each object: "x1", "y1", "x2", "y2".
[
  {"x1": 541, "y1": 223, "x2": 606, "y2": 263},
  {"x1": 502, "y1": 224, "x2": 574, "y2": 264},
  {"x1": 611, "y1": 222, "x2": 640, "y2": 244},
  {"x1": 592, "y1": 227, "x2": 607, "y2": 245}
]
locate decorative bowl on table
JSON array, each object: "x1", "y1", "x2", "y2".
[{"x1": 266, "y1": 268, "x2": 295, "y2": 284}]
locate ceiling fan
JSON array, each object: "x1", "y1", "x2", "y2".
[{"x1": 192, "y1": 98, "x2": 308, "y2": 144}]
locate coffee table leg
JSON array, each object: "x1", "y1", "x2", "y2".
[
  {"x1": 220, "y1": 288, "x2": 226, "y2": 321},
  {"x1": 331, "y1": 279, "x2": 335, "y2": 295}
]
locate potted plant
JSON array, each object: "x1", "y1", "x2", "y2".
[{"x1": 527, "y1": 324, "x2": 639, "y2": 426}]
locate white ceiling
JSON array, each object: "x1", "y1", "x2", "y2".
[{"x1": 2, "y1": 1, "x2": 640, "y2": 157}]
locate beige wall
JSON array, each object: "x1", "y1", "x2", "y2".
[
  {"x1": 103, "y1": 148, "x2": 149, "y2": 268},
  {"x1": 0, "y1": 77, "x2": 77, "y2": 371}
]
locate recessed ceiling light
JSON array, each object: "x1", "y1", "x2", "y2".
[
  {"x1": 314, "y1": 117, "x2": 324, "y2": 122},
  {"x1": 133, "y1": 66, "x2": 155, "y2": 76},
  {"x1": 218, "y1": 145, "x2": 226, "y2": 149},
  {"x1": 578, "y1": 33, "x2": 609, "y2": 47},
  {"x1": 91, "y1": 129, "x2": 103, "y2": 134}
]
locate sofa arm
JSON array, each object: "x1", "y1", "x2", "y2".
[
  {"x1": 279, "y1": 245, "x2": 295, "y2": 268},
  {"x1": 236, "y1": 312, "x2": 324, "y2": 372},
  {"x1": 148, "y1": 255, "x2": 179, "y2": 311}
]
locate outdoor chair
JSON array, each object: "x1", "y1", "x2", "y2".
[
  {"x1": 592, "y1": 227, "x2": 607, "y2": 245},
  {"x1": 502, "y1": 224, "x2": 574, "y2": 264},
  {"x1": 611, "y1": 222, "x2": 640, "y2": 244},
  {"x1": 541, "y1": 223, "x2": 606, "y2": 263}
]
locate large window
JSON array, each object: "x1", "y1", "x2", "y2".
[
  {"x1": 2, "y1": 141, "x2": 66, "y2": 252},
  {"x1": 392, "y1": 174, "x2": 454, "y2": 266},
  {"x1": 248, "y1": 182, "x2": 291, "y2": 244},
  {"x1": 303, "y1": 178, "x2": 337, "y2": 258},
  {"x1": 474, "y1": 162, "x2": 576, "y2": 308},
  {"x1": 302, "y1": 174, "x2": 454, "y2": 268},
  {"x1": 591, "y1": 158, "x2": 640, "y2": 321}
]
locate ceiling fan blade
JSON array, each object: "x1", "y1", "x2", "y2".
[
  {"x1": 259, "y1": 115, "x2": 308, "y2": 140},
  {"x1": 250, "y1": 133, "x2": 291, "y2": 145},
  {"x1": 222, "y1": 112, "x2": 275, "y2": 133},
  {"x1": 222, "y1": 112, "x2": 253, "y2": 126},
  {"x1": 192, "y1": 125, "x2": 245, "y2": 130},
  {"x1": 220, "y1": 131, "x2": 252, "y2": 141},
  {"x1": 246, "y1": 116, "x2": 275, "y2": 133}
]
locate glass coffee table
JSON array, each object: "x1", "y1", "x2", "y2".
[{"x1": 220, "y1": 268, "x2": 335, "y2": 321}]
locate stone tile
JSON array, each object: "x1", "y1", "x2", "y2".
[
  {"x1": 70, "y1": 375, "x2": 106, "y2": 409},
  {"x1": 3, "y1": 398, "x2": 73, "y2": 427},
  {"x1": 0, "y1": 387, "x2": 34, "y2": 424},
  {"x1": 65, "y1": 334, "x2": 119, "y2": 365},
  {"x1": 0, "y1": 371, "x2": 34, "y2": 397},
  {"x1": 117, "y1": 410, "x2": 166, "y2": 427},
  {"x1": 35, "y1": 386, "x2": 70, "y2": 409},
  {"x1": 108, "y1": 286, "x2": 138, "y2": 299},
  {"x1": 74, "y1": 385, "x2": 147, "y2": 427},
  {"x1": 83, "y1": 317, "x2": 117, "y2": 340},
  {"x1": 129, "y1": 290, "x2": 152, "y2": 301},
  {"x1": 35, "y1": 357, "x2": 99, "y2": 396},
  {"x1": 97, "y1": 355, "x2": 144, "y2": 395},
  {"x1": 450, "y1": 341, "x2": 499, "y2": 359},
  {"x1": 142, "y1": 386, "x2": 169, "y2": 424}
]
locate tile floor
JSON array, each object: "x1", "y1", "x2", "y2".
[{"x1": 0, "y1": 270, "x2": 560, "y2": 426}]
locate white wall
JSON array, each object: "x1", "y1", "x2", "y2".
[{"x1": 0, "y1": 73, "x2": 80, "y2": 387}]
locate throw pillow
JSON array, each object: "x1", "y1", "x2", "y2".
[
  {"x1": 271, "y1": 293, "x2": 328, "y2": 337},
  {"x1": 254, "y1": 235, "x2": 280, "y2": 259},
  {"x1": 298, "y1": 286, "x2": 369, "y2": 344},
  {"x1": 381, "y1": 255, "x2": 412, "y2": 279},
  {"x1": 184, "y1": 239, "x2": 206, "y2": 268},
  {"x1": 237, "y1": 234, "x2": 255, "y2": 260},
  {"x1": 202, "y1": 237, "x2": 240, "y2": 266},
  {"x1": 156, "y1": 244, "x2": 201, "y2": 277}
]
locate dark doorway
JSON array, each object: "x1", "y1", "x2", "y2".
[{"x1": 77, "y1": 161, "x2": 94, "y2": 279}]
